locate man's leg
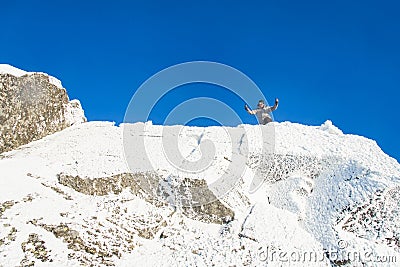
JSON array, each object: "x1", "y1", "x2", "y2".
[{"x1": 263, "y1": 117, "x2": 272, "y2": 124}]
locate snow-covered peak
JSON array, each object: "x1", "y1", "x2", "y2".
[
  {"x1": 0, "y1": 64, "x2": 63, "y2": 88},
  {"x1": 318, "y1": 119, "x2": 344, "y2": 135}
]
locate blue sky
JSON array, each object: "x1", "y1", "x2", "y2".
[{"x1": 1, "y1": 0, "x2": 399, "y2": 161}]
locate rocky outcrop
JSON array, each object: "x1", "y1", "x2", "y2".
[
  {"x1": 57, "y1": 172, "x2": 234, "y2": 225},
  {"x1": 0, "y1": 65, "x2": 86, "y2": 153},
  {"x1": 57, "y1": 172, "x2": 160, "y2": 200}
]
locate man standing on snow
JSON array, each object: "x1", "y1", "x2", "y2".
[{"x1": 245, "y1": 98, "x2": 279, "y2": 125}]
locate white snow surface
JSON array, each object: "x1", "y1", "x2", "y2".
[
  {"x1": 0, "y1": 120, "x2": 399, "y2": 266},
  {"x1": 0, "y1": 64, "x2": 63, "y2": 88},
  {"x1": 64, "y1": 99, "x2": 86, "y2": 126}
]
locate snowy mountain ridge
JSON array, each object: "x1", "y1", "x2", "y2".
[
  {"x1": 1, "y1": 120, "x2": 399, "y2": 266},
  {"x1": 0, "y1": 65, "x2": 399, "y2": 266}
]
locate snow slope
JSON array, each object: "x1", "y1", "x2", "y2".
[{"x1": 0, "y1": 121, "x2": 399, "y2": 266}]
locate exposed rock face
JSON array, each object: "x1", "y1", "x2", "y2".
[
  {"x1": 58, "y1": 172, "x2": 235, "y2": 225},
  {"x1": 0, "y1": 65, "x2": 86, "y2": 153},
  {"x1": 57, "y1": 172, "x2": 160, "y2": 199}
]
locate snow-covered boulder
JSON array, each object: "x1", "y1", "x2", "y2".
[{"x1": 0, "y1": 64, "x2": 86, "y2": 153}]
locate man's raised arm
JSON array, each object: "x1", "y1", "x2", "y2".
[
  {"x1": 270, "y1": 98, "x2": 279, "y2": 111},
  {"x1": 244, "y1": 104, "x2": 257, "y2": 115}
]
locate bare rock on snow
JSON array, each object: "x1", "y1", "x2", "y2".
[{"x1": 58, "y1": 172, "x2": 234, "y2": 225}]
